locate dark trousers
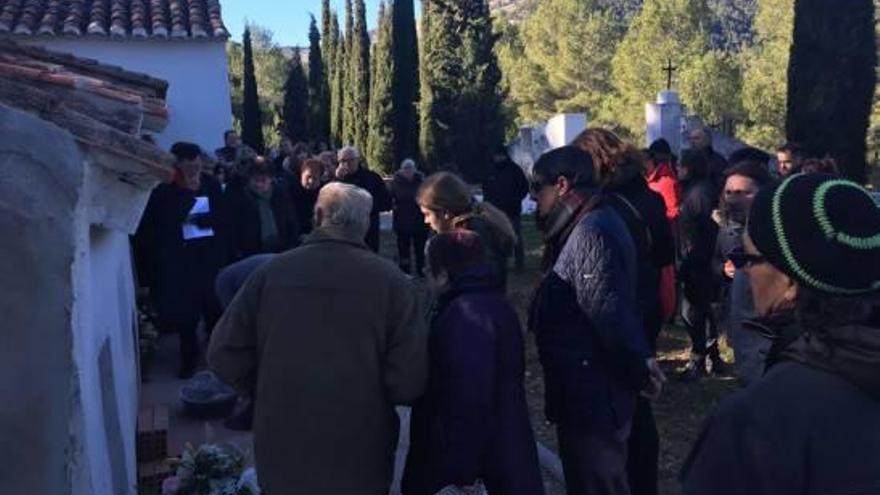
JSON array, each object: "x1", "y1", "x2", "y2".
[
  {"x1": 510, "y1": 214, "x2": 525, "y2": 270},
  {"x1": 366, "y1": 221, "x2": 381, "y2": 253},
  {"x1": 682, "y1": 292, "x2": 719, "y2": 359},
  {"x1": 626, "y1": 398, "x2": 659, "y2": 495},
  {"x1": 558, "y1": 424, "x2": 631, "y2": 495},
  {"x1": 396, "y1": 230, "x2": 427, "y2": 275},
  {"x1": 161, "y1": 287, "x2": 222, "y2": 369}
]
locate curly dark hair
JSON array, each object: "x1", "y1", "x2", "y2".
[{"x1": 572, "y1": 128, "x2": 645, "y2": 189}]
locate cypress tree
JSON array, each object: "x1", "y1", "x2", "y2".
[
  {"x1": 786, "y1": 0, "x2": 876, "y2": 182},
  {"x1": 455, "y1": 0, "x2": 505, "y2": 182},
  {"x1": 282, "y1": 47, "x2": 310, "y2": 143},
  {"x1": 419, "y1": 0, "x2": 459, "y2": 171},
  {"x1": 368, "y1": 2, "x2": 396, "y2": 173},
  {"x1": 321, "y1": 0, "x2": 333, "y2": 76},
  {"x1": 391, "y1": 0, "x2": 420, "y2": 164},
  {"x1": 308, "y1": 15, "x2": 330, "y2": 144},
  {"x1": 420, "y1": 0, "x2": 505, "y2": 182},
  {"x1": 342, "y1": 0, "x2": 355, "y2": 145},
  {"x1": 329, "y1": 12, "x2": 344, "y2": 147},
  {"x1": 345, "y1": 0, "x2": 371, "y2": 153},
  {"x1": 241, "y1": 26, "x2": 265, "y2": 153}
]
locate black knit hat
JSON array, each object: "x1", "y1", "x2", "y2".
[{"x1": 748, "y1": 173, "x2": 880, "y2": 295}]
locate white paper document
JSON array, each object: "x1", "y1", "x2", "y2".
[{"x1": 182, "y1": 196, "x2": 215, "y2": 240}]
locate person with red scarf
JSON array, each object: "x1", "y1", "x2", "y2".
[{"x1": 136, "y1": 142, "x2": 227, "y2": 378}]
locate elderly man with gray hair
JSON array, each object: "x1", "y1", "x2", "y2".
[
  {"x1": 208, "y1": 182, "x2": 428, "y2": 495},
  {"x1": 336, "y1": 145, "x2": 393, "y2": 252}
]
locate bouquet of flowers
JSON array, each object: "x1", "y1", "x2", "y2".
[{"x1": 162, "y1": 444, "x2": 258, "y2": 495}]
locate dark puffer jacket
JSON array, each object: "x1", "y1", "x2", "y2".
[
  {"x1": 530, "y1": 205, "x2": 650, "y2": 431},
  {"x1": 682, "y1": 323, "x2": 880, "y2": 494},
  {"x1": 403, "y1": 266, "x2": 544, "y2": 495}
]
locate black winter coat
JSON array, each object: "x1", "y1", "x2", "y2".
[
  {"x1": 682, "y1": 323, "x2": 880, "y2": 494},
  {"x1": 281, "y1": 172, "x2": 319, "y2": 235},
  {"x1": 679, "y1": 178, "x2": 720, "y2": 302},
  {"x1": 483, "y1": 159, "x2": 529, "y2": 220},
  {"x1": 391, "y1": 171, "x2": 427, "y2": 234},
  {"x1": 606, "y1": 177, "x2": 677, "y2": 350},
  {"x1": 340, "y1": 167, "x2": 392, "y2": 251},
  {"x1": 225, "y1": 181, "x2": 300, "y2": 261},
  {"x1": 136, "y1": 174, "x2": 228, "y2": 320},
  {"x1": 403, "y1": 266, "x2": 545, "y2": 495}
]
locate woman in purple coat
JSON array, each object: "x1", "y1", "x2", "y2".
[{"x1": 402, "y1": 230, "x2": 544, "y2": 495}]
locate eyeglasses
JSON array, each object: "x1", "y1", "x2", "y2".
[{"x1": 728, "y1": 252, "x2": 767, "y2": 269}]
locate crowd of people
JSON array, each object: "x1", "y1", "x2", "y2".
[{"x1": 134, "y1": 125, "x2": 880, "y2": 495}]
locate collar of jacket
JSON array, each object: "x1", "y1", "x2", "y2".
[
  {"x1": 783, "y1": 324, "x2": 880, "y2": 401},
  {"x1": 646, "y1": 162, "x2": 676, "y2": 183},
  {"x1": 435, "y1": 264, "x2": 500, "y2": 313},
  {"x1": 302, "y1": 229, "x2": 369, "y2": 250},
  {"x1": 539, "y1": 187, "x2": 601, "y2": 271}
]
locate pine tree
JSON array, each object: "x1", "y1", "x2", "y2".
[
  {"x1": 345, "y1": 0, "x2": 371, "y2": 153},
  {"x1": 391, "y1": 0, "x2": 420, "y2": 165},
  {"x1": 609, "y1": 0, "x2": 726, "y2": 139},
  {"x1": 497, "y1": 0, "x2": 626, "y2": 125},
  {"x1": 282, "y1": 47, "x2": 310, "y2": 143},
  {"x1": 241, "y1": 26, "x2": 266, "y2": 153},
  {"x1": 739, "y1": 0, "x2": 794, "y2": 149},
  {"x1": 329, "y1": 12, "x2": 344, "y2": 147},
  {"x1": 787, "y1": 0, "x2": 876, "y2": 182},
  {"x1": 368, "y1": 2, "x2": 396, "y2": 173},
  {"x1": 308, "y1": 16, "x2": 330, "y2": 144}
]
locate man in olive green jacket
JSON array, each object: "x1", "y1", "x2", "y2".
[{"x1": 208, "y1": 182, "x2": 428, "y2": 495}]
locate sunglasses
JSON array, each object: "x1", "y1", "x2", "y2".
[{"x1": 728, "y1": 252, "x2": 767, "y2": 269}]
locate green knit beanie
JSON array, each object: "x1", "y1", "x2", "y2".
[{"x1": 748, "y1": 173, "x2": 880, "y2": 295}]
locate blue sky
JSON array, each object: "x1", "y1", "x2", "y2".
[{"x1": 222, "y1": 0, "x2": 410, "y2": 48}]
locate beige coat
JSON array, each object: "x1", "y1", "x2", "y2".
[{"x1": 208, "y1": 230, "x2": 428, "y2": 495}]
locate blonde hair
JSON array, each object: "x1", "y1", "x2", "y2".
[{"x1": 417, "y1": 172, "x2": 517, "y2": 247}]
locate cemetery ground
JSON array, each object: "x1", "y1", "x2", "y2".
[{"x1": 139, "y1": 215, "x2": 737, "y2": 495}]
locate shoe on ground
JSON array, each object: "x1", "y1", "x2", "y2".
[
  {"x1": 678, "y1": 360, "x2": 706, "y2": 383},
  {"x1": 708, "y1": 355, "x2": 732, "y2": 376}
]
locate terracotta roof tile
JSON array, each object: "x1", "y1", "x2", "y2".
[{"x1": 0, "y1": 0, "x2": 227, "y2": 40}]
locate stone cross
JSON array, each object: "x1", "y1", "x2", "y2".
[{"x1": 663, "y1": 58, "x2": 677, "y2": 90}]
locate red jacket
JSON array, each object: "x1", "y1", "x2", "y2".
[{"x1": 646, "y1": 162, "x2": 682, "y2": 223}]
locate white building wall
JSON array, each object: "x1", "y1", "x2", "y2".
[{"x1": 22, "y1": 38, "x2": 233, "y2": 153}]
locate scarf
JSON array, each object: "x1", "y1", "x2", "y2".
[
  {"x1": 249, "y1": 186, "x2": 279, "y2": 251},
  {"x1": 783, "y1": 324, "x2": 880, "y2": 400},
  {"x1": 539, "y1": 188, "x2": 602, "y2": 272}
]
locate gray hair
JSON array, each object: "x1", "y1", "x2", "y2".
[
  {"x1": 338, "y1": 145, "x2": 360, "y2": 160},
  {"x1": 315, "y1": 182, "x2": 373, "y2": 239},
  {"x1": 400, "y1": 158, "x2": 417, "y2": 171}
]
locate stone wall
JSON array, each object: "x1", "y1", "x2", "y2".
[{"x1": 0, "y1": 104, "x2": 142, "y2": 494}]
